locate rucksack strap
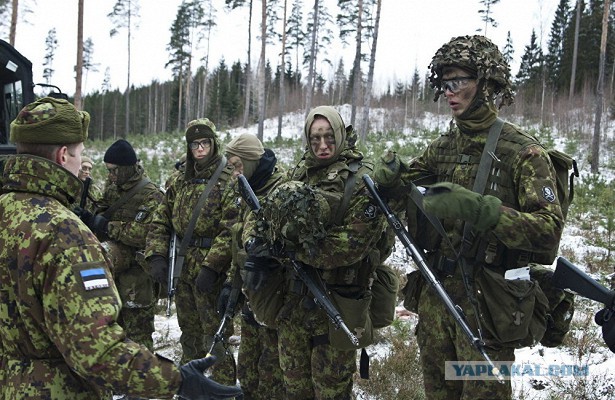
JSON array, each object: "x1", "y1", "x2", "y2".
[
  {"x1": 334, "y1": 160, "x2": 361, "y2": 226},
  {"x1": 102, "y1": 178, "x2": 151, "y2": 219}
]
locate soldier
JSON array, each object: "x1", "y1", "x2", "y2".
[
  {"x1": 79, "y1": 139, "x2": 163, "y2": 354},
  {"x1": 244, "y1": 106, "x2": 387, "y2": 399},
  {"x1": 223, "y1": 133, "x2": 286, "y2": 399},
  {"x1": 77, "y1": 155, "x2": 102, "y2": 211},
  {"x1": 0, "y1": 97, "x2": 242, "y2": 399},
  {"x1": 145, "y1": 118, "x2": 240, "y2": 386},
  {"x1": 373, "y1": 35, "x2": 564, "y2": 399}
]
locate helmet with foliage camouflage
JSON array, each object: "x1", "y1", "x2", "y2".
[
  {"x1": 428, "y1": 35, "x2": 514, "y2": 108},
  {"x1": 259, "y1": 181, "x2": 329, "y2": 255}
]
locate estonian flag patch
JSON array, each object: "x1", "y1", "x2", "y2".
[{"x1": 80, "y1": 267, "x2": 110, "y2": 291}]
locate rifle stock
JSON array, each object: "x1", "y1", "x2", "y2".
[
  {"x1": 237, "y1": 174, "x2": 359, "y2": 347},
  {"x1": 362, "y1": 174, "x2": 505, "y2": 383},
  {"x1": 553, "y1": 257, "x2": 615, "y2": 307},
  {"x1": 166, "y1": 232, "x2": 177, "y2": 317}
]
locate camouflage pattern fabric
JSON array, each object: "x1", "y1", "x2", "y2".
[
  {"x1": 96, "y1": 164, "x2": 163, "y2": 351},
  {"x1": 237, "y1": 313, "x2": 285, "y2": 400},
  {"x1": 244, "y1": 109, "x2": 386, "y2": 399},
  {"x1": 231, "y1": 166, "x2": 286, "y2": 398},
  {"x1": 145, "y1": 142, "x2": 240, "y2": 384},
  {"x1": 390, "y1": 107, "x2": 562, "y2": 398},
  {"x1": 0, "y1": 155, "x2": 181, "y2": 399}
]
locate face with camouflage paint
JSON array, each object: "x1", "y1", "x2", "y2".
[
  {"x1": 442, "y1": 67, "x2": 479, "y2": 118},
  {"x1": 309, "y1": 116, "x2": 336, "y2": 160}
]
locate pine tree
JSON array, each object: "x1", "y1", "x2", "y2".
[
  {"x1": 43, "y1": 28, "x2": 58, "y2": 85},
  {"x1": 503, "y1": 31, "x2": 514, "y2": 65},
  {"x1": 545, "y1": 0, "x2": 570, "y2": 90},
  {"x1": 478, "y1": 0, "x2": 500, "y2": 35}
]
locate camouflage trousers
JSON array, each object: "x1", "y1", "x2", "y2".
[
  {"x1": 115, "y1": 266, "x2": 156, "y2": 351},
  {"x1": 416, "y1": 282, "x2": 514, "y2": 400},
  {"x1": 175, "y1": 275, "x2": 236, "y2": 386},
  {"x1": 237, "y1": 308, "x2": 284, "y2": 400},
  {"x1": 277, "y1": 295, "x2": 356, "y2": 400}
]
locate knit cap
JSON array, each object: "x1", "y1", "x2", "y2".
[{"x1": 104, "y1": 139, "x2": 137, "y2": 166}]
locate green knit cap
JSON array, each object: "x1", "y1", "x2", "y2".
[
  {"x1": 185, "y1": 118, "x2": 216, "y2": 142},
  {"x1": 10, "y1": 97, "x2": 90, "y2": 144}
]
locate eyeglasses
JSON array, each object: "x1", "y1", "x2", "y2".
[
  {"x1": 189, "y1": 139, "x2": 212, "y2": 150},
  {"x1": 309, "y1": 134, "x2": 335, "y2": 147},
  {"x1": 106, "y1": 166, "x2": 118, "y2": 175},
  {"x1": 441, "y1": 76, "x2": 476, "y2": 93},
  {"x1": 80, "y1": 166, "x2": 92, "y2": 172}
]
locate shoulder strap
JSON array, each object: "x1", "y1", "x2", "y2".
[
  {"x1": 334, "y1": 160, "x2": 361, "y2": 226},
  {"x1": 176, "y1": 155, "x2": 228, "y2": 264},
  {"x1": 102, "y1": 178, "x2": 151, "y2": 219}
]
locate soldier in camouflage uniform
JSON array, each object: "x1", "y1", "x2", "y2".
[
  {"x1": 223, "y1": 133, "x2": 286, "y2": 399},
  {"x1": 78, "y1": 155, "x2": 103, "y2": 211},
  {"x1": 374, "y1": 35, "x2": 564, "y2": 399},
  {"x1": 0, "y1": 97, "x2": 242, "y2": 399},
  {"x1": 245, "y1": 106, "x2": 387, "y2": 399},
  {"x1": 145, "y1": 118, "x2": 240, "y2": 386},
  {"x1": 80, "y1": 139, "x2": 163, "y2": 354}
]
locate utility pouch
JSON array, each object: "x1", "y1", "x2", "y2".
[
  {"x1": 328, "y1": 289, "x2": 374, "y2": 350},
  {"x1": 475, "y1": 266, "x2": 549, "y2": 348},
  {"x1": 369, "y1": 264, "x2": 399, "y2": 329},
  {"x1": 403, "y1": 270, "x2": 424, "y2": 313},
  {"x1": 242, "y1": 265, "x2": 285, "y2": 328}
]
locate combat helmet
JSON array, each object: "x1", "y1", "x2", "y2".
[{"x1": 428, "y1": 35, "x2": 514, "y2": 108}]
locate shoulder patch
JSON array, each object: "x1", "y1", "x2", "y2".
[
  {"x1": 364, "y1": 203, "x2": 377, "y2": 219},
  {"x1": 79, "y1": 267, "x2": 110, "y2": 291},
  {"x1": 542, "y1": 186, "x2": 556, "y2": 203}
]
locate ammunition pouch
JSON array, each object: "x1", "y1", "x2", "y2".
[
  {"x1": 327, "y1": 288, "x2": 374, "y2": 350},
  {"x1": 475, "y1": 266, "x2": 549, "y2": 348},
  {"x1": 369, "y1": 264, "x2": 399, "y2": 329},
  {"x1": 403, "y1": 269, "x2": 424, "y2": 313}
]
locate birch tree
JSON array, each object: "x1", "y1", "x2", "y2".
[
  {"x1": 590, "y1": 0, "x2": 610, "y2": 173},
  {"x1": 358, "y1": 0, "x2": 381, "y2": 142}
]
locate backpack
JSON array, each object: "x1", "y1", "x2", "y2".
[{"x1": 532, "y1": 148, "x2": 578, "y2": 347}]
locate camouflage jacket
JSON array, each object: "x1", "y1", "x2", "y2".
[
  {"x1": 97, "y1": 167, "x2": 164, "y2": 273},
  {"x1": 145, "y1": 156, "x2": 240, "y2": 279},
  {"x1": 400, "y1": 121, "x2": 564, "y2": 266},
  {"x1": 287, "y1": 149, "x2": 387, "y2": 289},
  {"x1": 0, "y1": 155, "x2": 180, "y2": 399}
]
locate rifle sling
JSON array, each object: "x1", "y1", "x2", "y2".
[
  {"x1": 174, "y1": 156, "x2": 228, "y2": 276},
  {"x1": 102, "y1": 178, "x2": 151, "y2": 219},
  {"x1": 334, "y1": 160, "x2": 360, "y2": 226}
]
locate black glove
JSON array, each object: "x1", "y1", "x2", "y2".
[
  {"x1": 77, "y1": 207, "x2": 109, "y2": 240},
  {"x1": 595, "y1": 307, "x2": 615, "y2": 353},
  {"x1": 178, "y1": 356, "x2": 244, "y2": 400},
  {"x1": 245, "y1": 236, "x2": 284, "y2": 258},
  {"x1": 196, "y1": 266, "x2": 220, "y2": 294},
  {"x1": 148, "y1": 255, "x2": 168, "y2": 285},
  {"x1": 243, "y1": 255, "x2": 280, "y2": 291},
  {"x1": 216, "y1": 283, "x2": 232, "y2": 317}
]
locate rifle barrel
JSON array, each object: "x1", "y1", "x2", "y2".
[{"x1": 553, "y1": 257, "x2": 615, "y2": 306}]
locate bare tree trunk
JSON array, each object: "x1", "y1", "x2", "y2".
[
  {"x1": 277, "y1": 0, "x2": 288, "y2": 141},
  {"x1": 359, "y1": 0, "x2": 381, "y2": 142},
  {"x1": 257, "y1": 0, "x2": 267, "y2": 141},
  {"x1": 9, "y1": 0, "x2": 18, "y2": 45},
  {"x1": 178, "y1": 70, "x2": 184, "y2": 132},
  {"x1": 304, "y1": 0, "x2": 319, "y2": 120},
  {"x1": 591, "y1": 0, "x2": 609, "y2": 173},
  {"x1": 74, "y1": 0, "x2": 84, "y2": 109},
  {"x1": 569, "y1": 0, "x2": 581, "y2": 101},
  {"x1": 242, "y1": 0, "x2": 254, "y2": 128},
  {"x1": 124, "y1": 1, "x2": 132, "y2": 136},
  {"x1": 350, "y1": 0, "x2": 363, "y2": 127}
]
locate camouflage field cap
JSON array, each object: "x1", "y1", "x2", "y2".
[
  {"x1": 428, "y1": 35, "x2": 514, "y2": 108},
  {"x1": 185, "y1": 118, "x2": 216, "y2": 142},
  {"x1": 10, "y1": 97, "x2": 90, "y2": 144},
  {"x1": 260, "y1": 181, "x2": 330, "y2": 255}
]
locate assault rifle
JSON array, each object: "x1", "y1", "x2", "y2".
[
  {"x1": 207, "y1": 268, "x2": 244, "y2": 356},
  {"x1": 166, "y1": 232, "x2": 178, "y2": 317},
  {"x1": 552, "y1": 257, "x2": 615, "y2": 308},
  {"x1": 237, "y1": 174, "x2": 360, "y2": 347},
  {"x1": 363, "y1": 174, "x2": 505, "y2": 383},
  {"x1": 79, "y1": 177, "x2": 92, "y2": 209}
]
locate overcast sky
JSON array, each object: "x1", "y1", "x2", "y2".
[{"x1": 9, "y1": 0, "x2": 559, "y2": 98}]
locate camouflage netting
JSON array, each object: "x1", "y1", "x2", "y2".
[
  {"x1": 259, "y1": 181, "x2": 330, "y2": 256},
  {"x1": 428, "y1": 35, "x2": 514, "y2": 108}
]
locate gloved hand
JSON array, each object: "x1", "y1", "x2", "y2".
[
  {"x1": 373, "y1": 150, "x2": 401, "y2": 188},
  {"x1": 244, "y1": 236, "x2": 285, "y2": 258},
  {"x1": 243, "y1": 255, "x2": 280, "y2": 291},
  {"x1": 423, "y1": 182, "x2": 502, "y2": 233},
  {"x1": 148, "y1": 255, "x2": 168, "y2": 285},
  {"x1": 595, "y1": 307, "x2": 615, "y2": 353},
  {"x1": 196, "y1": 266, "x2": 220, "y2": 294},
  {"x1": 76, "y1": 207, "x2": 110, "y2": 240},
  {"x1": 216, "y1": 283, "x2": 232, "y2": 317},
  {"x1": 178, "y1": 356, "x2": 244, "y2": 400}
]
